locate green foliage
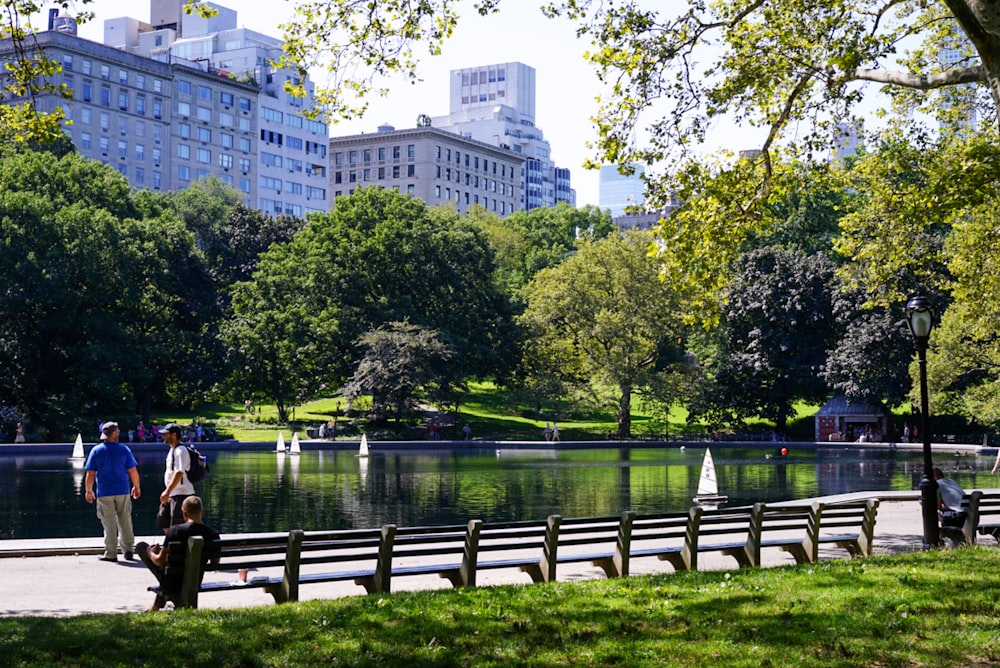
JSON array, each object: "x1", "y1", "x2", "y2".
[
  {"x1": 223, "y1": 187, "x2": 517, "y2": 420},
  {"x1": 692, "y1": 247, "x2": 840, "y2": 431},
  {"x1": 342, "y1": 321, "x2": 457, "y2": 421},
  {"x1": 519, "y1": 231, "x2": 689, "y2": 437},
  {"x1": 0, "y1": 148, "x2": 216, "y2": 436},
  {"x1": 469, "y1": 202, "x2": 615, "y2": 300},
  {"x1": 4, "y1": 549, "x2": 1000, "y2": 667}
]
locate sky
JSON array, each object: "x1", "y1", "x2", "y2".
[{"x1": 61, "y1": 0, "x2": 636, "y2": 207}]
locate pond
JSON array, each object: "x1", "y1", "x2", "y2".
[{"x1": 0, "y1": 445, "x2": 992, "y2": 541}]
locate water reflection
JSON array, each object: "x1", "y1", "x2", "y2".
[{"x1": 0, "y1": 446, "x2": 992, "y2": 541}]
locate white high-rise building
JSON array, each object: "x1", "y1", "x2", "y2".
[{"x1": 431, "y1": 62, "x2": 575, "y2": 211}]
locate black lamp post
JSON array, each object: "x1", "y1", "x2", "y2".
[{"x1": 905, "y1": 295, "x2": 938, "y2": 548}]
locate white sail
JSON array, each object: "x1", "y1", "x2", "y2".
[
  {"x1": 276, "y1": 432, "x2": 286, "y2": 453},
  {"x1": 358, "y1": 433, "x2": 369, "y2": 458},
  {"x1": 697, "y1": 448, "x2": 719, "y2": 496},
  {"x1": 289, "y1": 432, "x2": 301, "y2": 455},
  {"x1": 70, "y1": 433, "x2": 84, "y2": 459}
]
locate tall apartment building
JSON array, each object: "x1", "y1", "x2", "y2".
[
  {"x1": 329, "y1": 120, "x2": 525, "y2": 217},
  {"x1": 430, "y1": 62, "x2": 575, "y2": 211},
  {"x1": 0, "y1": 1, "x2": 329, "y2": 216}
]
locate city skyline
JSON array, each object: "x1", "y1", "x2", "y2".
[{"x1": 51, "y1": 0, "x2": 608, "y2": 207}]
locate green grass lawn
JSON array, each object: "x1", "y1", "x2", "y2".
[
  {"x1": 4, "y1": 547, "x2": 999, "y2": 667},
  {"x1": 151, "y1": 383, "x2": 868, "y2": 443}
]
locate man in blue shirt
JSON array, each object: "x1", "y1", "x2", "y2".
[{"x1": 84, "y1": 421, "x2": 141, "y2": 562}]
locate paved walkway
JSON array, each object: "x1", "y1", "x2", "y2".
[{"x1": 0, "y1": 494, "x2": 965, "y2": 618}]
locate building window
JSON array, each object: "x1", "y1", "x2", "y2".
[
  {"x1": 407, "y1": 144, "x2": 415, "y2": 158},
  {"x1": 378, "y1": 147, "x2": 386, "y2": 160},
  {"x1": 239, "y1": 158, "x2": 252, "y2": 172},
  {"x1": 220, "y1": 112, "x2": 234, "y2": 128},
  {"x1": 363, "y1": 169, "x2": 371, "y2": 181},
  {"x1": 135, "y1": 167, "x2": 144, "y2": 185},
  {"x1": 178, "y1": 165, "x2": 190, "y2": 181},
  {"x1": 198, "y1": 85, "x2": 211, "y2": 101},
  {"x1": 196, "y1": 106, "x2": 212, "y2": 122},
  {"x1": 80, "y1": 108, "x2": 91, "y2": 125},
  {"x1": 219, "y1": 153, "x2": 233, "y2": 169},
  {"x1": 239, "y1": 97, "x2": 251, "y2": 112},
  {"x1": 220, "y1": 91, "x2": 234, "y2": 106},
  {"x1": 80, "y1": 132, "x2": 91, "y2": 149},
  {"x1": 196, "y1": 148, "x2": 211, "y2": 163},
  {"x1": 136, "y1": 74, "x2": 145, "y2": 90},
  {"x1": 100, "y1": 65, "x2": 110, "y2": 80},
  {"x1": 99, "y1": 136, "x2": 109, "y2": 153},
  {"x1": 220, "y1": 133, "x2": 234, "y2": 148},
  {"x1": 119, "y1": 70, "x2": 127, "y2": 85},
  {"x1": 392, "y1": 146, "x2": 401, "y2": 159},
  {"x1": 118, "y1": 140, "x2": 127, "y2": 158},
  {"x1": 178, "y1": 122, "x2": 191, "y2": 138},
  {"x1": 178, "y1": 81, "x2": 191, "y2": 95},
  {"x1": 153, "y1": 100, "x2": 163, "y2": 119},
  {"x1": 197, "y1": 127, "x2": 211, "y2": 143},
  {"x1": 349, "y1": 150, "x2": 358, "y2": 164},
  {"x1": 100, "y1": 86, "x2": 111, "y2": 107},
  {"x1": 82, "y1": 59, "x2": 92, "y2": 75},
  {"x1": 152, "y1": 148, "x2": 162, "y2": 164},
  {"x1": 407, "y1": 165, "x2": 415, "y2": 177},
  {"x1": 99, "y1": 112, "x2": 110, "y2": 130},
  {"x1": 136, "y1": 96, "x2": 146, "y2": 116},
  {"x1": 239, "y1": 137, "x2": 251, "y2": 152},
  {"x1": 178, "y1": 101, "x2": 190, "y2": 117},
  {"x1": 118, "y1": 91, "x2": 128, "y2": 111},
  {"x1": 117, "y1": 116, "x2": 128, "y2": 134},
  {"x1": 136, "y1": 144, "x2": 145, "y2": 160},
  {"x1": 392, "y1": 166, "x2": 400, "y2": 178},
  {"x1": 178, "y1": 144, "x2": 191, "y2": 159}
]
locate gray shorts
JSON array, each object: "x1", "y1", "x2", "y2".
[{"x1": 155, "y1": 495, "x2": 189, "y2": 529}]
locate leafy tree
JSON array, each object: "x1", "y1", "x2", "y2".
[
  {"x1": 223, "y1": 187, "x2": 517, "y2": 419},
  {"x1": 823, "y1": 306, "x2": 913, "y2": 410},
  {"x1": 519, "y1": 231, "x2": 687, "y2": 437},
  {"x1": 470, "y1": 202, "x2": 615, "y2": 299},
  {"x1": 693, "y1": 247, "x2": 840, "y2": 433},
  {"x1": 0, "y1": 148, "x2": 214, "y2": 435},
  {"x1": 215, "y1": 204, "x2": 305, "y2": 286},
  {"x1": 342, "y1": 322, "x2": 457, "y2": 421}
]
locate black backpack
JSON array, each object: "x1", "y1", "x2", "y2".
[{"x1": 184, "y1": 443, "x2": 209, "y2": 483}]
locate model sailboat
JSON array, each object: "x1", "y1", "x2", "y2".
[
  {"x1": 693, "y1": 448, "x2": 728, "y2": 505},
  {"x1": 357, "y1": 433, "x2": 369, "y2": 458}
]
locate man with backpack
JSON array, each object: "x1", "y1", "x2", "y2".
[{"x1": 157, "y1": 423, "x2": 196, "y2": 533}]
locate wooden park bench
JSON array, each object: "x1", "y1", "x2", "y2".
[
  {"x1": 148, "y1": 531, "x2": 302, "y2": 609},
  {"x1": 153, "y1": 498, "x2": 881, "y2": 608},
  {"x1": 941, "y1": 490, "x2": 1000, "y2": 546}
]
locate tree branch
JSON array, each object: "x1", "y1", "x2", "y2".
[{"x1": 849, "y1": 65, "x2": 986, "y2": 89}]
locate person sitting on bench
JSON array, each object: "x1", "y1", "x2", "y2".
[
  {"x1": 136, "y1": 495, "x2": 220, "y2": 611},
  {"x1": 935, "y1": 467, "x2": 967, "y2": 530}
]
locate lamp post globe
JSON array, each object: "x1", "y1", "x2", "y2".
[{"x1": 905, "y1": 295, "x2": 938, "y2": 548}]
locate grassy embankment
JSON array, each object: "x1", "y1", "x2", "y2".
[
  {"x1": 160, "y1": 381, "x2": 822, "y2": 444},
  {"x1": 3, "y1": 547, "x2": 999, "y2": 667}
]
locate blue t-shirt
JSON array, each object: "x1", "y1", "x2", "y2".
[{"x1": 84, "y1": 440, "x2": 138, "y2": 497}]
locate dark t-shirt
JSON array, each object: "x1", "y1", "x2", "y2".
[{"x1": 162, "y1": 521, "x2": 221, "y2": 593}]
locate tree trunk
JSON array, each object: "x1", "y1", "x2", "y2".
[
  {"x1": 949, "y1": 0, "x2": 1000, "y2": 116},
  {"x1": 617, "y1": 384, "x2": 632, "y2": 438}
]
